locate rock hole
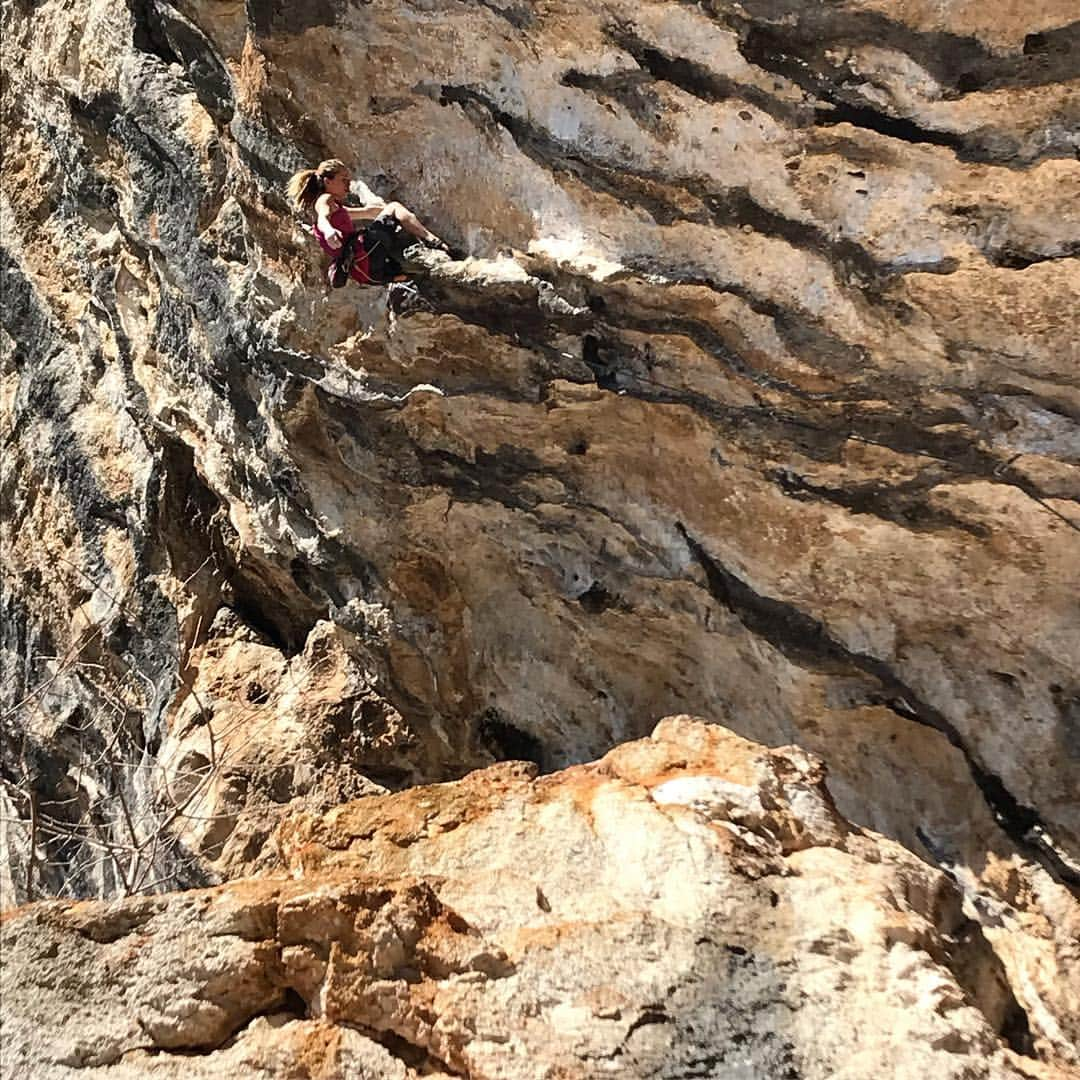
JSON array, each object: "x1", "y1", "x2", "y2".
[
  {"x1": 988, "y1": 249, "x2": 1037, "y2": 270},
  {"x1": 479, "y1": 708, "x2": 545, "y2": 769},
  {"x1": 625, "y1": 1006, "x2": 673, "y2": 1039},
  {"x1": 1000, "y1": 1001, "x2": 1035, "y2": 1056},
  {"x1": 583, "y1": 334, "x2": 600, "y2": 366},
  {"x1": 290, "y1": 557, "x2": 319, "y2": 598},
  {"x1": 280, "y1": 987, "x2": 307, "y2": 1018},
  {"x1": 446, "y1": 910, "x2": 471, "y2": 933},
  {"x1": 130, "y1": 0, "x2": 182, "y2": 66},
  {"x1": 230, "y1": 593, "x2": 302, "y2": 656},
  {"x1": 582, "y1": 334, "x2": 620, "y2": 390},
  {"x1": 945, "y1": 917, "x2": 1036, "y2": 1057},
  {"x1": 225, "y1": 551, "x2": 325, "y2": 657},
  {"x1": 371, "y1": 1031, "x2": 431, "y2": 1070},
  {"x1": 578, "y1": 582, "x2": 614, "y2": 614},
  {"x1": 246, "y1": 680, "x2": 270, "y2": 704},
  {"x1": 364, "y1": 764, "x2": 412, "y2": 789},
  {"x1": 268, "y1": 765, "x2": 296, "y2": 803}
]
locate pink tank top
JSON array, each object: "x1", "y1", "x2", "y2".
[{"x1": 314, "y1": 204, "x2": 373, "y2": 284}]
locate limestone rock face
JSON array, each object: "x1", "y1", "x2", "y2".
[
  {"x1": 1, "y1": 0, "x2": 1078, "y2": 1072},
  {"x1": 0, "y1": 719, "x2": 1059, "y2": 1078}
]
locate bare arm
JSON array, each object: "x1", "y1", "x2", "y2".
[{"x1": 314, "y1": 193, "x2": 344, "y2": 249}]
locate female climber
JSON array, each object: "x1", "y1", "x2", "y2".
[{"x1": 286, "y1": 159, "x2": 450, "y2": 287}]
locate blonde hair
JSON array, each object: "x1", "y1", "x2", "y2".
[{"x1": 285, "y1": 158, "x2": 348, "y2": 213}]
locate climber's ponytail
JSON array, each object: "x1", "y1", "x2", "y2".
[
  {"x1": 286, "y1": 159, "x2": 349, "y2": 214},
  {"x1": 286, "y1": 168, "x2": 322, "y2": 213}
]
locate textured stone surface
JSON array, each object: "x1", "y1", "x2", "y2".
[
  {"x1": 1, "y1": 0, "x2": 1078, "y2": 1072},
  {"x1": 0, "y1": 719, "x2": 1063, "y2": 1078}
]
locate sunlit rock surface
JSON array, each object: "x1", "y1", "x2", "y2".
[
  {"x1": 1, "y1": 0, "x2": 1078, "y2": 1072},
  {"x1": 0, "y1": 719, "x2": 1063, "y2": 1078}
]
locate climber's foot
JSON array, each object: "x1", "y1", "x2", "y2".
[{"x1": 423, "y1": 237, "x2": 466, "y2": 260}]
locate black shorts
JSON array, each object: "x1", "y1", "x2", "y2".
[{"x1": 362, "y1": 210, "x2": 416, "y2": 284}]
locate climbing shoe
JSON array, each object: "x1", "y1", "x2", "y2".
[{"x1": 422, "y1": 237, "x2": 465, "y2": 260}]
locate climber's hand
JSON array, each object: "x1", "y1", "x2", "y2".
[{"x1": 324, "y1": 227, "x2": 344, "y2": 251}]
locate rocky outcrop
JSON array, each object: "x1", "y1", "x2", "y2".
[
  {"x1": 1, "y1": 0, "x2": 1078, "y2": 1071},
  {"x1": 1, "y1": 718, "x2": 1062, "y2": 1078}
]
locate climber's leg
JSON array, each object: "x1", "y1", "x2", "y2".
[
  {"x1": 378, "y1": 202, "x2": 447, "y2": 250},
  {"x1": 364, "y1": 209, "x2": 434, "y2": 276}
]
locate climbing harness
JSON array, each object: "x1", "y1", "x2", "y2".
[
  {"x1": 329, "y1": 230, "x2": 361, "y2": 288},
  {"x1": 321, "y1": 217, "x2": 438, "y2": 287},
  {"x1": 359, "y1": 218, "x2": 407, "y2": 285}
]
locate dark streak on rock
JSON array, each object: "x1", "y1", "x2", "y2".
[
  {"x1": 475, "y1": 0, "x2": 534, "y2": 30},
  {"x1": 624, "y1": 1006, "x2": 674, "y2": 1040},
  {"x1": 438, "y1": 82, "x2": 697, "y2": 224},
  {"x1": 0, "y1": 254, "x2": 205, "y2": 895},
  {"x1": 504, "y1": 272, "x2": 1072, "y2": 528},
  {"x1": 814, "y1": 101, "x2": 966, "y2": 154},
  {"x1": 768, "y1": 468, "x2": 991, "y2": 538},
  {"x1": 984, "y1": 244, "x2": 1080, "y2": 270},
  {"x1": 731, "y1": 11, "x2": 1080, "y2": 165},
  {"x1": 561, "y1": 68, "x2": 676, "y2": 139},
  {"x1": 579, "y1": 13, "x2": 1080, "y2": 167},
  {"x1": 437, "y1": 83, "x2": 884, "y2": 286},
  {"x1": 129, "y1": 0, "x2": 235, "y2": 124},
  {"x1": 599, "y1": 312, "x2": 818, "y2": 399},
  {"x1": 626, "y1": 269, "x2": 874, "y2": 379},
  {"x1": 730, "y1": 7, "x2": 1080, "y2": 97},
  {"x1": 701, "y1": 185, "x2": 881, "y2": 284},
  {"x1": 245, "y1": 0, "x2": 338, "y2": 36},
  {"x1": 677, "y1": 523, "x2": 1080, "y2": 893},
  {"x1": 413, "y1": 447, "x2": 542, "y2": 513},
  {"x1": 605, "y1": 23, "x2": 809, "y2": 126}
]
